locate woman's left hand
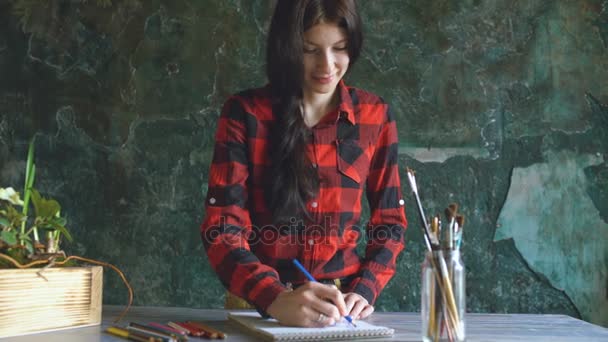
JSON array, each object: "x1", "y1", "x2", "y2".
[{"x1": 343, "y1": 292, "x2": 374, "y2": 320}]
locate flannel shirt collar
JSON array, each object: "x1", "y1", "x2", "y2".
[
  {"x1": 264, "y1": 80, "x2": 356, "y2": 125},
  {"x1": 336, "y1": 80, "x2": 356, "y2": 125}
]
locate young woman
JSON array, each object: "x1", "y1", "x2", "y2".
[{"x1": 201, "y1": 0, "x2": 407, "y2": 327}]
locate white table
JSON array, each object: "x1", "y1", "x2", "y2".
[{"x1": 1, "y1": 306, "x2": 607, "y2": 341}]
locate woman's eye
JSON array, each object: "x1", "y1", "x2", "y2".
[
  {"x1": 334, "y1": 46, "x2": 348, "y2": 51},
  {"x1": 303, "y1": 47, "x2": 317, "y2": 53}
]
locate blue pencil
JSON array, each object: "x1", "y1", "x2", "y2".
[{"x1": 292, "y1": 259, "x2": 356, "y2": 327}]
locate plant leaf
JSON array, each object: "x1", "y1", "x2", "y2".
[
  {"x1": 0, "y1": 230, "x2": 18, "y2": 245},
  {"x1": 25, "y1": 138, "x2": 35, "y2": 191},
  {"x1": 30, "y1": 188, "x2": 41, "y2": 218},
  {"x1": 49, "y1": 221, "x2": 73, "y2": 242},
  {"x1": 42, "y1": 199, "x2": 61, "y2": 218},
  {"x1": 30, "y1": 189, "x2": 61, "y2": 219},
  {"x1": 23, "y1": 164, "x2": 35, "y2": 213},
  {"x1": 0, "y1": 217, "x2": 9, "y2": 227},
  {"x1": 24, "y1": 240, "x2": 34, "y2": 254},
  {"x1": 5, "y1": 206, "x2": 25, "y2": 228},
  {"x1": 22, "y1": 138, "x2": 35, "y2": 216},
  {"x1": 53, "y1": 216, "x2": 67, "y2": 226}
]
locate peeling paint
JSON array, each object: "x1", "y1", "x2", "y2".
[{"x1": 496, "y1": 150, "x2": 608, "y2": 326}]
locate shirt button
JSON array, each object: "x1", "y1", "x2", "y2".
[
  {"x1": 209, "y1": 197, "x2": 216, "y2": 205},
  {"x1": 308, "y1": 239, "x2": 315, "y2": 246},
  {"x1": 312, "y1": 163, "x2": 318, "y2": 168},
  {"x1": 311, "y1": 201, "x2": 318, "y2": 208},
  {"x1": 399, "y1": 199, "x2": 405, "y2": 206}
]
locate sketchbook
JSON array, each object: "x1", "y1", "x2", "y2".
[{"x1": 228, "y1": 311, "x2": 394, "y2": 341}]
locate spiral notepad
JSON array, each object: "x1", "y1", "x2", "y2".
[{"x1": 228, "y1": 311, "x2": 394, "y2": 341}]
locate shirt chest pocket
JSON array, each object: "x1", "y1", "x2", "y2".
[{"x1": 336, "y1": 139, "x2": 371, "y2": 185}]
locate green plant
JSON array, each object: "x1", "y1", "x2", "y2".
[
  {"x1": 0, "y1": 138, "x2": 72, "y2": 265},
  {"x1": 0, "y1": 138, "x2": 134, "y2": 321}
]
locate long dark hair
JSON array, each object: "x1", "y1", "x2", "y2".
[{"x1": 266, "y1": 0, "x2": 363, "y2": 223}]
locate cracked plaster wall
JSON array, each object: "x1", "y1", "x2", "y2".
[{"x1": 0, "y1": 0, "x2": 606, "y2": 326}]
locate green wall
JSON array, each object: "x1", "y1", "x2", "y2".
[{"x1": 0, "y1": 0, "x2": 606, "y2": 327}]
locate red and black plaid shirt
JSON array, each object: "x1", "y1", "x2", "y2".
[{"x1": 201, "y1": 80, "x2": 407, "y2": 312}]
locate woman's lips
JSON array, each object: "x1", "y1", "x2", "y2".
[{"x1": 313, "y1": 75, "x2": 334, "y2": 84}]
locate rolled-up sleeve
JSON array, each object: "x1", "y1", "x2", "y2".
[
  {"x1": 200, "y1": 97, "x2": 285, "y2": 311},
  {"x1": 346, "y1": 104, "x2": 407, "y2": 304}
]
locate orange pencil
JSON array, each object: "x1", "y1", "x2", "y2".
[{"x1": 187, "y1": 321, "x2": 227, "y2": 339}]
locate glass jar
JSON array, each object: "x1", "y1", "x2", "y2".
[{"x1": 421, "y1": 250, "x2": 466, "y2": 341}]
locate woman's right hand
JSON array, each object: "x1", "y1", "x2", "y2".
[{"x1": 266, "y1": 282, "x2": 348, "y2": 327}]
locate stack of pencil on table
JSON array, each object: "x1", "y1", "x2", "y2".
[
  {"x1": 106, "y1": 320, "x2": 226, "y2": 341},
  {"x1": 406, "y1": 168, "x2": 466, "y2": 342}
]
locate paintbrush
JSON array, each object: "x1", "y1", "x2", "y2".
[
  {"x1": 430, "y1": 215, "x2": 443, "y2": 243},
  {"x1": 444, "y1": 203, "x2": 458, "y2": 250},
  {"x1": 406, "y1": 168, "x2": 439, "y2": 250},
  {"x1": 455, "y1": 215, "x2": 465, "y2": 250}
]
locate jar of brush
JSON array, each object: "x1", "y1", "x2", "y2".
[
  {"x1": 421, "y1": 234, "x2": 465, "y2": 341},
  {"x1": 406, "y1": 169, "x2": 466, "y2": 341}
]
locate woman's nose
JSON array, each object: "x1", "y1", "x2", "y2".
[
  {"x1": 317, "y1": 49, "x2": 335, "y2": 65},
  {"x1": 317, "y1": 51, "x2": 334, "y2": 71}
]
